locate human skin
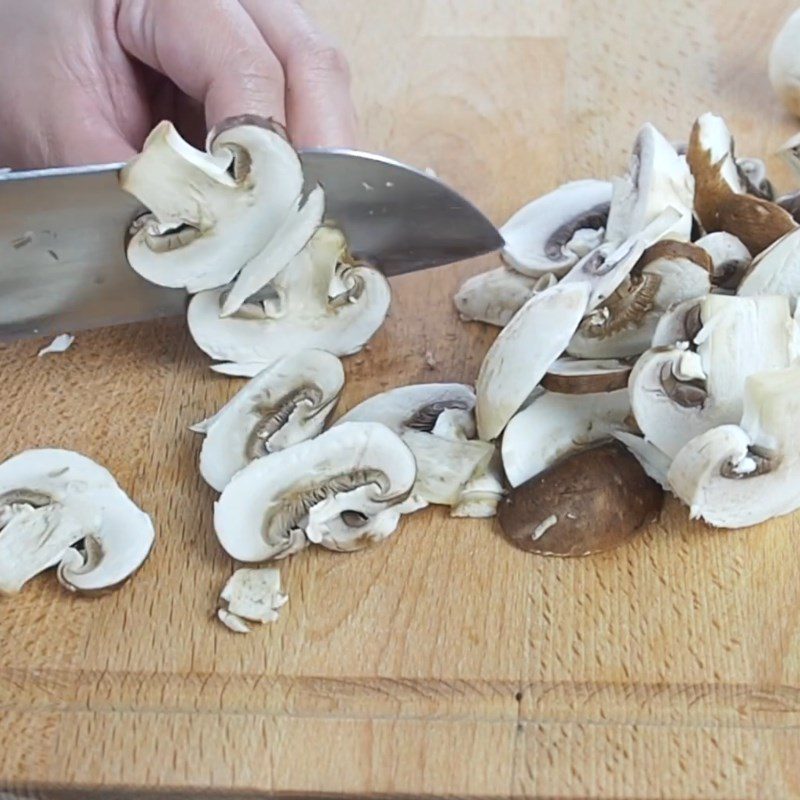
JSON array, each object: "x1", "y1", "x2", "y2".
[{"x1": 0, "y1": 0, "x2": 357, "y2": 169}]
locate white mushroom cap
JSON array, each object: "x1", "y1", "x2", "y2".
[
  {"x1": 214, "y1": 422, "x2": 416, "y2": 562},
  {"x1": 501, "y1": 388, "x2": 630, "y2": 487},
  {"x1": 770, "y1": 10, "x2": 800, "y2": 118},
  {"x1": 604, "y1": 123, "x2": 695, "y2": 244},
  {"x1": 476, "y1": 281, "x2": 591, "y2": 441},
  {"x1": 0, "y1": 450, "x2": 154, "y2": 595},
  {"x1": 198, "y1": 350, "x2": 345, "y2": 492},
  {"x1": 122, "y1": 117, "x2": 306, "y2": 293},
  {"x1": 669, "y1": 365, "x2": 800, "y2": 527},
  {"x1": 454, "y1": 268, "x2": 555, "y2": 328},
  {"x1": 737, "y1": 228, "x2": 800, "y2": 297},
  {"x1": 500, "y1": 180, "x2": 612, "y2": 276},
  {"x1": 188, "y1": 226, "x2": 390, "y2": 369}
]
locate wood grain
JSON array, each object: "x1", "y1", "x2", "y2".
[{"x1": 3, "y1": 1, "x2": 800, "y2": 797}]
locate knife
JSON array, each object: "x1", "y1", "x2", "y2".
[{"x1": 0, "y1": 151, "x2": 503, "y2": 342}]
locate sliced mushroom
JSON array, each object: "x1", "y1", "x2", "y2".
[
  {"x1": 630, "y1": 294, "x2": 795, "y2": 459},
  {"x1": 450, "y1": 460, "x2": 505, "y2": 518},
  {"x1": 122, "y1": 117, "x2": 314, "y2": 293},
  {"x1": 188, "y1": 226, "x2": 390, "y2": 370},
  {"x1": 0, "y1": 450, "x2": 154, "y2": 595},
  {"x1": 613, "y1": 431, "x2": 672, "y2": 491},
  {"x1": 770, "y1": 10, "x2": 800, "y2": 118},
  {"x1": 217, "y1": 567, "x2": 288, "y2": 633},
  {"x1": 214, "y1": 422, "x2": 416, "y2": 561},
  {"x1": 737, "y1": 158, "x2": 775, "y2": 201},
  {"x1": 336, "y1": 383, "x2": 492, "y2": 508},
  {"x1": 500, "y1": 180, "x2": 612, "y2": 276},
  {"x1": 604, "y1": 123, "x2": 695, "y2": 244},
  {"x1": 476, "y1": 281, "x2": 591, "y2": 441},
  {"x1": 668, "y1": 364, "x2": 800, "y2": 527},
  {"x1": 687, "y1": 113, "x2": 796, "y2": 256},
  {"x1": 560, "y1": 205, "x2": 686, "y2": 310},
  {"x1": 650, "y1": 297, "x2": 704, "y2": 348},
  {"x1": 501, "y1": 388, "x2": 630, "y2": 487},
  {"x1": 197, "y1": 350, "x2": 345, "y2": 492},
  {"x1": 777, "y1": 191, "x2": 800, "y2": 223},
  {"x1": 454, "y1": 268, "x2": 556, "y2": 328},
  {"x1": 695, "y1": 231, "x2": 752, "y2": 290},
  {"x1": 541, "y1": 357, "x2": 633, "y2": 394},
  {"x1": 498, "y1": 442, "x2": 663, "y2": 557},
  {"x1": 567, "y1": 239, "x2": 712, "y2": 358},
  {"x1": 738, "y1": 227, "x2": 800, "y2": 297}
]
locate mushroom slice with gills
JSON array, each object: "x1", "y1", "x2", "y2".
[
  {"x1": 668, "y1": 365, "x2": 800, "y2": 528},
  {"x1": 476, "y1": 281, "x2": 591, "y2": 441},
  {"x1": 501, "y1": 388, "x2": 630, "y2": 488},
  {"x1": 560, "y1": 204, "x2": 686, "y2": 311},
  {"x1": 541, "y1": 357, "x2": 633, "y2": 394},
  {"x1": 651, "y1": 297, "x2": 705, "y2": 348},
  {"x1": 604, "y1": 123, "x2": 695, "y2": 244},
  {"x1": 612, "y1": 431, "x2": 672, "y2": 491},
  {"x1": 687, "y1": 113, "x2": 797, "y2": 256},
  {"x1": 738, "y1": 227, "x2": 800, "y2": 297},
  {"x1": 188, "y1": 226, "x2": 390, "y2": 369},
  {"x1": 630, "y1": 294, "x2": 795, "y2": 459},
  {"x1": 499, "y1": 180, "x2": 612, "y2": 276},
  {"x1": 214, "y1": 422, "x2": 416, "y2": 562},
  {"x1": 335, "y1": 383, "x2": 487, "y2": 508},
  {"x1": 454, "y1": 268, "x2": 556, "y2": 327},
  {"x1": 0, "y1": 450, "x2": 154, "y2": 595},
  {"x1": 121, "y1": 116, "x2": 307, "y2": 292},
  {"x1": 695, "y1": 232, "x2": 752, "y2": 291},
  {"x1": 197, "y1": 350, "x2": 345, "y2": 492},
  {"x1": 567, "y1": 239, "x2": 712, "y2": 359}
]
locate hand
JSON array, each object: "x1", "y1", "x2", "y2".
[{"x1": 0, "y1": 0, "x2": 357, "y2": 169}]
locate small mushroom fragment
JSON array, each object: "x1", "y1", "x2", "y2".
[
  {"x1": 604, "y1": 123, "x2": 695, "y2": 244},
  {"x1": 37, "y1": 333, "x2": 75, "y2": 357},
  {"x1": 502, "y1": 388, "x2": 631, "y2": 488},
  {"x1": 737, "y1": 158, "x2": 775, "y2": 201},
  {"x1": 450, "y1": 462, "x2": 505, "y2": 518},
  {"x1": 630, "y1": 294, "x2": 795, "y2": 459},
  {"x1": 498, "y1": 442, "x2": 663, "y2": 557},
  {"x1": 541, "y1": 357, "x2": 633, "y2": 394},
  {"x1": 695, "y1": 232, "x2": 752, "y2": 290},
  {"x1": 687, "y1": 113, "x2": 796, "y2": 256},
  {"x1": 0, "y1": 450, "x2": 154, "y2": 595},
  {"x1": 122, "y1": 117, "x2": 318, "y2": 293},
  {"x1": 217, "y1": 567, "x2": 288, "y2": 633},
  {"x1": 197, "y1": 350, "x2": 345, "y2": 492},
  {"x1": 476, "y1": 281, "x2": 591, "y2": 441},
  {"x1": 770, "y1": 10, "x2": 800, "y2": 117},
  {"x1": 188, "y1": 226, "x2": 390, "y2": 371},
  {"x1": 669, "y1": 364, "x2": 800, "y2": 528},
  {"x1": 454, "y1": 269, "x2": 556, "y2": 327},
  {"x1": 214, "y1": 422, "x2": 416, "y2": 561},
  {"x1": 738, "y1": 227, "x2": 800, "y2": 297},
  {"x1": 500, "y1": 180, "x2": 612, "y2": 276},
  {"x1": 567, "y1": 240, "x2": 712, "y2": 359},
  {"x1": 336, "y1": 383, "x2": 494, "y2": 510}
]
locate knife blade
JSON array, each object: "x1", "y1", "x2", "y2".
[{"x1": 0, "y1": 149, "x2": 502, "y2": 341}]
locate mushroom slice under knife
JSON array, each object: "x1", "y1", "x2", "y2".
[
  {"x1": 189, "y1": 226, "x2": 390, "y2": 373},
  {"x1": 195, "y1": 350, "x2": 345, "y2": 492},
  {"x1": 567, "y1": 240, "x2": 712, "y2": 359},
  {"x1": 122, "y1": 116, "x2": 321, "y2": 294},
  {"x1": 0, "y1": 450, "x2": 154, "y2": 595},
  {"x1": 669, "y1": 364, "x2": 800, "y2": 528},
  {"x1": 500, "y1": 179, "x2": 612, "y2": 276},
  {"x1": 214, "y1": 422, "x2": 417, "y2": 562}
]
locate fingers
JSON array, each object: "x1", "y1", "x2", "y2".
[
  {"x1": 117, "y1": 0, "x2": 287, "y2": 129},
  {"x1": 239, "y1": 0, "x2": 358, "y2": 148}
]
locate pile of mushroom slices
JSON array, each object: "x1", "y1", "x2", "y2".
[
  {"x1": 191, "y1": 350, "x2": 503, "y2": 631},
  {"x1": 459, "y1": 111, "x2": 800, "y2": 554},
  {"x1": 0, "y1": 450, "x2": 154, "y2": 597},
  {"x1": 121, "y1": 116, "x2": 390, "y2": 375}
]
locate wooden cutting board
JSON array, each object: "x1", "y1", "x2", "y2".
[{"x1": 3, "y1": 2, "x2": 800, "y2": 797}]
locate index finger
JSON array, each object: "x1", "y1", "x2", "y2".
[{"x1": 117, "y1": 0, "x2": 287, "y2": 129}]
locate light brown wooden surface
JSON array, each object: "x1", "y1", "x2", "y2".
[{"x1": 3, "y1": 1, "x2": 800, "y2": 798}]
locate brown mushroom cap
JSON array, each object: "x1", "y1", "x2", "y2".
[
  {"x1": 498, "y1": 442, "x2": 663, "y2": 557},
  {"x1": 687, "y1": 120, "x2": 796, "y2": 256},
  {"x1": 636, "y1": 239, "x2": 713, "y2": 273},
  {"x1": 541, "y1": 358, "x2": 633, "y2": 394}
]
